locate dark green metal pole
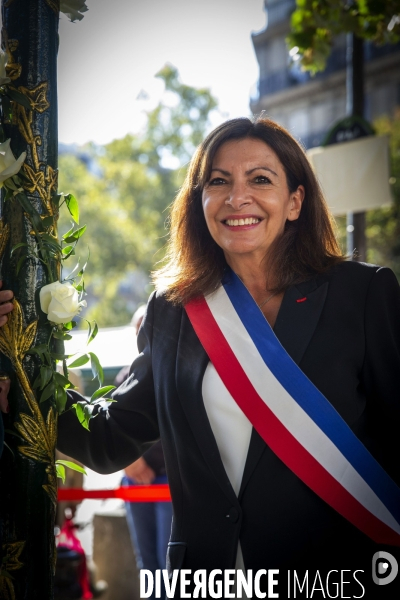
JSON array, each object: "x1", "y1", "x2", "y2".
[
  {"x1": 0, "y1": 1, "x2": 59, "y2": 598},
  {"x1": 346, "y1": 33, "x2": 366, "y2": 261}
]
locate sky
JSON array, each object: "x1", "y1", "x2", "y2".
[{"x1": 57, "y1": 0, "x2": 266, "y2": 145}]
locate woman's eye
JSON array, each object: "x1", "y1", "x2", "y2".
[
  {"x1": 208, "y1": 177, "x2": 226, "y2": 186},
  {"x1": 254, "y1": 175, "x2": 271, "y2": 184}
]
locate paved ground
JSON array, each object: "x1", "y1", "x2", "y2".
[{"x1": 74, "y1": 467, "x2": 125, "y2": 558}]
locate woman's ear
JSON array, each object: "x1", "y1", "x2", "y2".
[{"x1": 287, "y1": 185, "x2": 305, "y2": 222}]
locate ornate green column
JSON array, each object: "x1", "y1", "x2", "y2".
[{"x1": 0, "y1": 1, "x2": 59, "y2": 598}]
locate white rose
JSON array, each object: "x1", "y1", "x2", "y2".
[
  {"x1": 0, "y1": 139, "x2": 26, "y2": 187},
  {"x1": 40, "y1": 281, "x2": 87, "y2": 325},
  {"x1": 0, "y1": 51, "x2": 10, "y2": 85}
]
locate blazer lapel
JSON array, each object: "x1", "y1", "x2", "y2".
[
  {"x1": 239, "y1": 278, "x2": 329, "y2": 498},
  {"x1": 175, "y1": 308, "x2": 240, "y2": 506},
  {"x1": 273, "y1": 279, "x2": 329, "y2": 365}
]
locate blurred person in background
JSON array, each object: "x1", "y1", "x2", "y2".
[{"x1": 115, "y1": 305, "x2": 172, "y2": 599}]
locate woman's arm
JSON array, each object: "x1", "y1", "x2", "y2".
[
  {"x1": 362, "y1": 266, "x2": 400, "y2": 484},
  {"x1": 57, "y1": 293, "x2": 160, "y2": 474},
  {"x1": 0, "y1": 280, "x2": 14, "y2": 327}
]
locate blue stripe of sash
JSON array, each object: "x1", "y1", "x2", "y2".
[{"x1": 222, "y1": 270, "x2": 400, "y2": 524}]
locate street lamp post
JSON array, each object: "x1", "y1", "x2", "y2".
[
  {"x1": 0, "y1": 1, "x2": 59, "y2": 598},
  {"x1": 346, "y1": 33, "x2": 366, "y2": 261}
]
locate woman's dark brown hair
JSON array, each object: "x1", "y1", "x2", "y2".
[{"x1": 153, "y1": 115, "x2": 344, "y2": 304}]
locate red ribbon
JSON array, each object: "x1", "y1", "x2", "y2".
[{"x1": 58, "y1": 484, "x2": 171, "y2": 502}]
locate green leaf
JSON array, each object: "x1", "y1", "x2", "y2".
[
  {"x1": 40, "y1": 381, "x2": 55, "y2": 403},
  {"x1": 63, "y1": 321, "x2": 77, "y2": 331},
  {"x1": 52, "y1": 330, "x2": 65, "y2": 340},
  {"x1": 1, "y1": 95, "x2": 12, "y2": 122},
  {"x1": 10, "y1": 242, "x2": 28, "y2": 256},
  {"x1": 5, "y1": 177, "x2": 20, "y2": 192},
  {"x1": 54, "y1": 372, "x2": 72, "y2": 388},
  {"x1": 43, "y1": 351, "x2": 52, "y2": 365},
  {"x1": 56, "y1": 459, "x2": 87, "y2": 475},
  {"x1": 50, "y1": 352, "x2": 70, "y2": 361},
  {"x1": 40, "y1": 366, "x2": 53, "y2": 390},
  {"x1": 85, "y1": 320, "x2": 92, "y2": 343},
  {"x1": 68, "y1": 354, "x2": 90, "y2": 368},
  {"x1": 64, "y1": 225, "x2": 87, "y2": 243},
  {"x1": 72, "y1": 402, "x2": 90, "y2": 431},
  {"x1": 83, "y1": 402, "x2": 96, "y2": 419},
  {"x1": 16, "y1": 254, "x2": 28, "y2": 276},
  {"x1": 55, "y1": 385, "x2": 68, "y2": 412},
  {"x1": 62, "y1": 244, "x2": 75, "y2": 255},
  {"x1": 27, "y1": 343, "x2": 48, "y2": 356},
  {"x1": 6, "y1": 87, "x2": 31, "y2": 109},
  {"x1": 89, "y1": 352, "x2": 104, "y2": 386},
  {"x1": 56, "y1": 463, "x2": 66, "y2": 484},
  {"x1": 15, "y1": 192, "x2": 44, "y2": 233},
  {"x1": 90, "y1": 385, "x2": 116, "y2": 402},
  {"x1": 62, "y1": 223, "x2": 76, "y2": 240},
  {"x1": 65, "y1": 260, "x2": 82, "y2": 281},
  {"x1": 62, "y1": 248, "x2": 76, "y2": 260},
  {"x1": 52, "y1": 330, "x2": 72, "y2": 341},
  {"x1": 78, "y1": 248, "x2": 90, "y2": 276},
  {"x1": 92, "y1": 397, "x2": 117, "y2": 405},
  {"x1": 4, "y1": 187, "x2": 14, "y2": 202},
  {"x1": 65, "y1": 193, "x2": 79, "y2": 224},
  {"x1": 32, "y1": 373, "x2": 42, "y2": 389},
  {"x1": 60, "y1": 0, "x2": 88, "y2": 22},
  {"x1": 41, "y1": 233, "x2": 62, "y2": 250},
  {"x1": 87, "y1": 321, "x2": 98, "y2": 344}
]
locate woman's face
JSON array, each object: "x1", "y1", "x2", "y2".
[{"x1": 202, "y1": 137, "x2": 304, "y2": 269}]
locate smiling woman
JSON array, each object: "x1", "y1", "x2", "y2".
[{"x1": 58, "y1": 116, "x2": 400, "y2": 597}]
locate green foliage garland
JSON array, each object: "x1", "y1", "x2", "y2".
[{"x1": 0, "y1": 51, "x2": 114, "y2": 443}]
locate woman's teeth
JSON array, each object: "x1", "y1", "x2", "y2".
[{"x1": 225, "y1": 218, "x2": 260, "y2": 226}]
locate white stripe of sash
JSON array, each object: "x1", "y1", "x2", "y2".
[{"x1": 205, "y1": 286, "x2": 400, "y2": 535}]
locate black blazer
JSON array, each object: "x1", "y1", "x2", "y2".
[{"x1": 58, "y1": 261, "x2": 400, "y2": 593}]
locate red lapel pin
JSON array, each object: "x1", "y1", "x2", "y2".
[{"x1": 296, "y1": 297, "x2": 307, "y2": 303}]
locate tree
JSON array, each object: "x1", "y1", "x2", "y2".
[
  {"x1": 330, "y1": 111, "x2": 400, "y2": 278},
  {"x1": 58, "y1": 66, "x2": 219, "y2": 327},
  {"x1": 288, "y1": 0, "x2": 400, "y2": 73},
  {"x1": 287, "y1": 0, "x2": 400, "y2": 263}
]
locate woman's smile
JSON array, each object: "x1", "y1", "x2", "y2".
[{"x1": 222, "y1": 214, "x2": 262, "y2": 229}]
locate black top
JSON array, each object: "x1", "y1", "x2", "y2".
[{"x1": 114, "y1": 365, "x2": 166, "y2": 476}]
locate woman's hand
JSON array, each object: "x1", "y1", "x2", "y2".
[
  {"x1": 0, "y1": 280, "x2": 14, "y2": 326},
  {"x1": 0, "y1": 376, "x2": 10, "y2": 413},
  {"x1": 124, "y1": 457, "x2": 156, "y2": 485},
  {"x1": 0, "y1": 282, "x2": 13, "y2": 413}
]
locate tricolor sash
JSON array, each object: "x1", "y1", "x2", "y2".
[{"x1": 185, "y1": 270, "x2": 400, "y2": 546}]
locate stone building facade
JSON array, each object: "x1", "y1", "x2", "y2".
[{"x1": 250, "y1": 0, "x2": 400, "y2": 149}]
